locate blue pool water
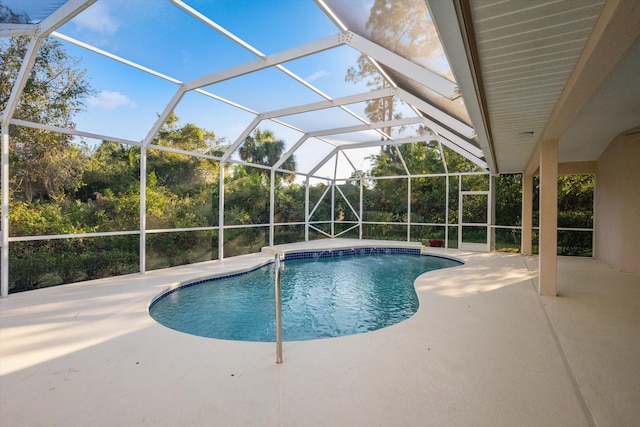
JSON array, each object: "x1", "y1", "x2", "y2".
[{"x1": 149, "y1": 251, "x2": 461, "y2": 342}]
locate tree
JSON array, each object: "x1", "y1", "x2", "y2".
[
  {"x1": 364, "y1": 0, "x2": 443, "y2": 61},
  {"x1": 0, "y1": 3, "x2": 27, "y2": 23},
  {"x1": 80, "y1": 141, "x2": 138, "y2": 200},
  {"x1": 239, "y1": 129, "x2": 296, "y2": 170},
  {"x1": 345, "y1": 0, "x2": 443, "y2": 138},
  {"x1": 155, "y1": 112, "x2": 223, "y2": 155},
  {"x1": 1, "y1": 37, "x2": 90, "y2": 125},
  {"x1": 345, "y1": 56, "x2": 398, "y2": 137},
  {"x1": 149, "y1": 112, "x2": 223, "y2": 195},
  {"x1": 398, "y1": 141, "x2": 445, "y2": 174},
  {"x1": 495, "y1": 174, "x2": 522, "y2": 227},
  {"x1": 557, "y1": 175, "x2": 594, "y2": 228},
  {"x1": 557, "y1": 174, "x2": 594, "y2": 256},
  {"x1": 1, "y1": 33, "x2": 92, "y2": 201}
]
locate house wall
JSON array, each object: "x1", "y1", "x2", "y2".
[{"x1": 595, "y1": 127, "x2": 640, "y2": 273}]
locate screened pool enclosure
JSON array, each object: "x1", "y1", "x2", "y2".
[{"x1": 0, "y1": 0, "x2": 596, "y2": 296}]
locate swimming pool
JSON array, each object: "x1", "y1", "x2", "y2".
[{"x1": 149, "y1": 249, "x2": 462, "y2": 342}]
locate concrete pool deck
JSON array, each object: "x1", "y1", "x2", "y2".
[{"x1": 1, "y1": 239, "x2": 639, "y2": 426}]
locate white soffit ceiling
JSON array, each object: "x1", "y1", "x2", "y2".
[
  {"x1": 559, "y1": 33, "x2": 640, "y2": 162},
  {"x1": 468, "y1": 0, "x2": 606, "y2": 173}
]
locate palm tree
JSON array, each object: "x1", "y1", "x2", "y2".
[{"x1": 239, "y1": 129, "x2": 297, "y2": 178}]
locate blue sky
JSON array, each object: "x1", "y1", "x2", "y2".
[{"x1": 30, "y1": 0, "x2": 385, "y2": 178}]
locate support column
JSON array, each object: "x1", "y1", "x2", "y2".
[
  {"x1": 1, "y1": 125, "x2": 9, "y2": 298},
  {"x1": 445, "y1": 174, "x2": 449, "y2": 248},
  {"x1": 304, "y1": 177, "x2": 309, "y2": 242},
  {"x1": 139, "y1": 147, "x2": 147, "y2": 273},
  {"x1": 489, "y1": 175, "x2": 496, "y2": 252},
  {"x1": 269, "y1": 169, "x2": 275, "y2": 247},
  {"x1": 218, "y1": 162, "x2": 225, "y2": 259},
  {"x1": 522, "y1": 172, "x2": 533, "y2": 256},
  {"x1": 359, "y1": 177, "x2": 363, "y2": 240},
  {"x1": 331, "y1": 157, "x2": 338, "y2": 238},
  {"x1": 407, "y1": 177, "x2": 411, "y2": 242},
  {"x1": 539, "y1": 140, "x2": 558, "y2": 296}
]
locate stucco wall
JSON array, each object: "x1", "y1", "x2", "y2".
[{"x1": 595, "y1": 127, "x2": 640, "y2": 273}]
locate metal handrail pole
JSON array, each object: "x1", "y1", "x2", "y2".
[{"x1": 275, "y1": 254, "x2": 283, "y2": 363}]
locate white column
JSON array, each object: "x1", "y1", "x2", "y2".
[
  {"x1": 489, "y1": 175, "x2": 496, "y2": 252},
  {"x1": 522, "y1": 172, "x2": 533, "y2": 256},
  {"x1": 139, "y1": 147, "x2": 147, "y2": 273},
  {"x1": 457, "y1": 175, "x2": 462, "y2": 249},
  {"x1": 359, "y1": 177, "x2": 363, "y2": 240},
  {"x1": 539, "y1": 140, "x2": 558, "y2": 296},
  {"x1": 269, "y1": 169, "x2": 275, "y2": 246},
  {"x1": 218, "y1": 162, "x2": 225, "y2": 259},
  {"x1": 331, "y1": 157, "x2": 338, "y2": 238},
  {"x1": 407, "y1": 178, "x2": 412, "y2": 242},
  {"x1": 445, "y1": 174, "x2": 449, "y2": 248},
  {"x1": 1, "y1": 125, "x2": 9, "y2": 298},
  {"x1": 305, "y1": 177, "x2": 309, "y2": 242}
]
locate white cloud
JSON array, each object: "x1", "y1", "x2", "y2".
[
  {"x1": 87, "y1": 91, "x2": 136, "y2": 109},
  {"x1": 73, "y1": 2, "x2": 119, "y2": 35},
  {"x1": 305, "y1": 70, "x2": 329, "y2": 82}
]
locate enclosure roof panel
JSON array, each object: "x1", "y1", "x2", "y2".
[{"x1": 0, "y1": 0, "x2": 68, "y2": 24}]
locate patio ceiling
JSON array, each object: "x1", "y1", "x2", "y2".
[{"x1": 429, "y1": 0, "x2": 640, "y2": 174}]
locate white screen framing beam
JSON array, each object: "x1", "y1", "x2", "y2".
[
  {"x1": 183, "y1": 29, "x2": 459, "y2": 103},
  {"x1": 142, "y1": 87, "x2": 187, "y2": 147},
  {"x1": 0, "y1": 1, "x2": 93, "y2": 123},
  {"x1": 419, "y1": 116, "x2": 484, "y2": 159},
  {"x1": 437, "y1": 136, "x2": 487, "y2": 170},
  {"x1": 273, "y1": 136, "x2": 308, "y2": 170},
  {"x1": 346, "y1": 33, "x2": 459, "y2": 100},
  {"x1": 52, "y1": 32, "x2": 182, "y2": 85},
  {"x1": 295, "y1": 111, "x2": 482, "y2": 165},
  {"x1": 1, "y1": 125, "x2": 7, "y2": 298},
  {"x1": 308, "y1": 147, "x2": 340, "y2": 177},
  {"x1": 341, "y1": 136, "x2": 435, "y2": 151},
  {"x1": 0, "y1": 24, "x2": 39, "y2": 38},
  {"x1": 240, "y1": 99, "x2": 416, "y2": 172},
  {"x1": 261, "y1": 88, "x2": 397, "y2": 120},
  {"x1": 171, "y1": 0, "x2": 265, "y2": 58},
  {"x1": 397, "y1": 89, "x2": 475, "y2": 138},
  {"x1": 177, "y1": 26, "x2": 465, "y2": 150},
  {"x1": 10, "y1": 119, "x2": 142, "y2": 147},
  {"x1": 38, "y1": 0, "x2": 96, "y2": 35},
  {"x1": 314, "y1": 0, "x2": 348, "y2": 31},
  {"x1": 307, "y1": 117, "x2": 423, "y2": 139},
  {"x1": 220, "y1": 116, "x2": 263, "y2": 162},
  {"x1": 52, "y1": 32, "x2": 258, "y2": 118},
  {"x1": 1, "y1": 37, "x2": 41, "y2": 125},
  {"x1": 308, "y1": 134, "x2": 487, "y2": 179},
  {"x1": 171, "y1": 2, "x2": 385, "y2": 142},
  {"x1": 184, "y1": 33, "x2": 345, "y2": 91}
]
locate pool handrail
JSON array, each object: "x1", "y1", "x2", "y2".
[{"x1": 275, "y1": 253, "x2": 283, "y2": 364}]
